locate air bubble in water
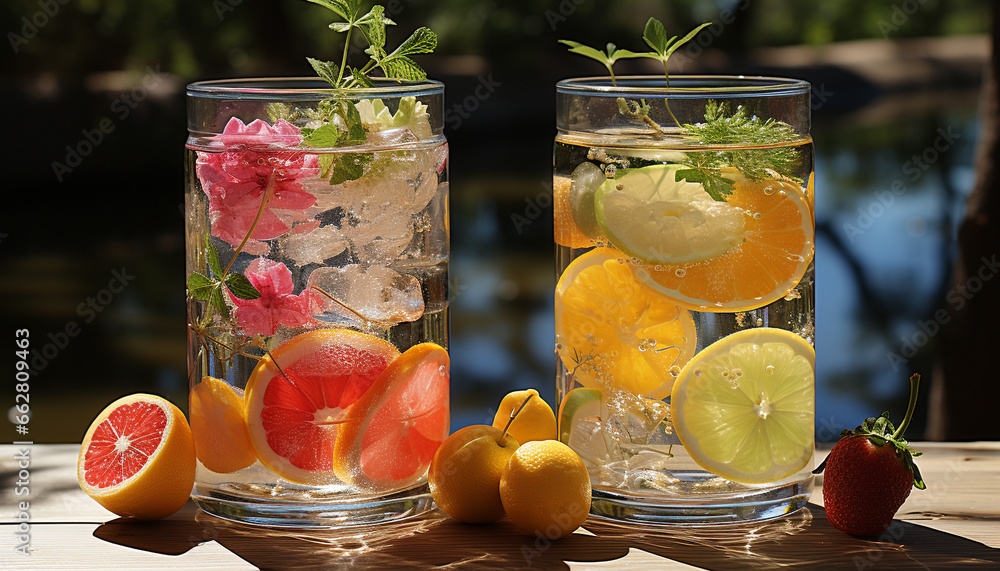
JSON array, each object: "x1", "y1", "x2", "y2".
[
  {"x1": 763, "y1": 187, "x2": 774, "y2": 196},
  {"x1": 669, "y1": 365, "x2": 682, "y2": 377},
  {"x1": 765, "y1": 365, "x2": 775, "y2": 375},
  {"x1": 732, "y1": 368, "x2": 743, "y2": 378},
  {"x1": 438, "y1": 365, "x2": 448, "y2": 377},
  {"x1": 654, "y1": 265, "x2": 663, "y2": 271},
  {"x1": 675, "y1": 268, "x2": 686, "y2": 278},
  {"x1": 694, "y1": 369, "x2": 702, "y2": 377},
  {"x1": 753, "y1": 212, "x2": 762, "y2": 220}
]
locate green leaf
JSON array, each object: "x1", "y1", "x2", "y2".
[
  {"x1": 266, "y1": 102, "x2": 291, "y2": 123},
  {"x1": 209, "y1": 284, "x2": 230, "y2": 321},
  {"x1": 204, "y1": 234, "x2": 222, "y2": 277},
  {"x1": 307, "y1": 58, "x2": 340, "y2": 87},
  {"x1": 187, "y1": 272, "x2": 216, "y2": 301},
  {"x1": 329, "y1": 21, "x2": 353, "y2": 32},
  {"x1": 391, "y1": 26, "x2": 437, "y2": 58},
  {"x1": 300, "y1": 0, "x2": 351, "y2": 20},
  {"x1": 302, "y1": 124, "x2": 343, "y2": 148},
  {"x1": 224, "y1": 273, "x2": 261, "y2": 300},
  {"x1": 329, "y1": 152, "x2": 373, "y2": 184},
  {"x1": 357, "y1": 5, "x2": 392, "y2": 54},
  {"x1": 559, "y1": 40, "x2": 611, "y2": 65},
  {"x1": 665, "y1": 22, "x2": 712, "y2": 58},
  {"x1": 319, "y1": 154, "x2": 336, "y2": 178},
  {"x1": 642, "y1": 18, "x2": 670, "y2": 56},
  {"x1": 378, "y1": 55, "x2": 426, "y2": 82},
  {"x1": 349, "y1": 66, "x2": 375, "y2": 88},
  {"x1": 675, "y1": 168, "x2": 735, "y2": 201}
]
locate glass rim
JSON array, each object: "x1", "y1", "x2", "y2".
[
  {"x1": 556, "y1": 75, "x2": 811, "y2": 98},
  {"x1": 187, "y1": 77, "x2": 445, "y2": 99}
]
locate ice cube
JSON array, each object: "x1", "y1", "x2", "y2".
[
  {"x1": 307, "y1": 264, "x2": 424, "y2": 325},
  {"x1": 280, "y1": 224, "x2": 348, "y2": 266},
  {"x1": 602, "y1": 384, "x2": 669, "y2": 450},
  {"x1": 366, "y1": 126, "x2": 418, "y2": 147}
]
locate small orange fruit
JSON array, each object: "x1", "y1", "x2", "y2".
[
  {"x1": 428, "y1": 425, "x2": 519, "y2": 523},
  {"x1": 78, "y1": 393, "x2": 196, "y2": 520},
  {"x1": 491, "y1": 389, "x2": 556, "y2": 444},
  {"x1": 500, "y1": 440, "x2": 591, "y2": 538}
]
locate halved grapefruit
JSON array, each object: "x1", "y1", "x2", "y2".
[
  {"x1": 78, "y1": 393, "x2": 196, "y2": 520},
  {"x1": 244, "y1": 329, "x2": 400, "y2": 485},
  {"x1": 333, "y1": 343, "x2": 450, "y2": 491}
]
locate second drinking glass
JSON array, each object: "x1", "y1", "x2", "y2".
[{"x1": 554, "y1": 76, "x2": 815, "y2": 524}]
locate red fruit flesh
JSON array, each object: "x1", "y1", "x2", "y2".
[{"x1": 821, "y1": 436, "x2": 915, "y2": 537}]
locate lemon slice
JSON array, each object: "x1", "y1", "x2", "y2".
[
  {"x1": 555, "y1": 248, "x2": 697, "y2": 399},
  {"x1": 595, "y1": 164, "x2": 746, "y2": 264},
  {"x1": 670, "y1": 327, "x2": 814, "y2": 484}
]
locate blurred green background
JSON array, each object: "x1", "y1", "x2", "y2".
[{"x1": 0, "y1": 0, "x2": 991, "y2": 442}]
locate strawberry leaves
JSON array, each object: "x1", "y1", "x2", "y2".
[{"x1": 814, "y1": 373, "x2": 926, "y2": 490}]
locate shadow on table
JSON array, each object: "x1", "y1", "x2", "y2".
[{"x1": 92, "y1": 502, "x2": 1000, "y2": 570}]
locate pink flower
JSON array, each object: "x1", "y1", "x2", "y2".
[
  {"x1": 229, "y1": 258, "x2": 315, "y2": 336},
  {"x1": 196, "y1": 118, "x2": 320, "y2": 248}
]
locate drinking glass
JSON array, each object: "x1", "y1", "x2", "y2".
[
  {"x1": 185, "y1": 78, "x2": 450, "y2": 527},
  {"x1": 554, "y1": 76, "x2": 815, "y2": 524}
]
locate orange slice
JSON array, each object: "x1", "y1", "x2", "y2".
[
  {"x1": 78, "y1": 393, "x2": 196, "y2": 520},
  {"x1": 189, "y1": 376, "x2": 257, "y2": 474},
  {"x1": 244, "y1": 329, "x2": 399, "y2": 484},
  {"x1": 334, "y1": 343, "x2": 450, "y2": 491},
  {"x1": 555, "y1": 248, "x2": 697, "y2": 399},
  {"x1": 636, "y1": 168, "x2": 814, "y2": 312},
  {"x1": 554, "y1": 175, "x2": 593, "y2": 249}
]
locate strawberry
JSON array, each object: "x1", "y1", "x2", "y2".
[{"x1": 813, "y1": 373, "x2": 926, "y2": 537}]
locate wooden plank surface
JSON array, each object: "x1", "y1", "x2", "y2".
[{"x1": 1, "y1": 443, "x2": 999, "y2": 569}]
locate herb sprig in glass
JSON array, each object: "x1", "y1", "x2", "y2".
[{"x1": 560, "y1": 17, "x2": 805, "y2": 200}]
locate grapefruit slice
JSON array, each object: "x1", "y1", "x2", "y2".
[
  {"x1": 244, "y1": 329, "x2": 400, "y2": 485},
  {"x1": 333, "y1": 343, "x2": 450, "y2": 491},
  {"x1": 189, "y1": 376, "x2": 257, "y2": 474},
  {"x1": 78, "y1": 393, "x2": 196, "y2": 520}
]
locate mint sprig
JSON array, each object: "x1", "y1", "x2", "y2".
[
  {"x1": 557, "y1": 41, "x2": 645, "y2": 86},
  {"x1": 301, "y1": 0, "x2": 436, "y2": 88}
]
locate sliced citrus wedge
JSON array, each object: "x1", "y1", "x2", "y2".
[
  {"x1": 189, "y1": 376, "x2": 257, "y2": 474},
  {"x1": 333, "y1": 343, "x2": 450, "y2": 491},
  {"x1": 554, "y1": 175, "x2": 594, "y2": 249},
  {"x1": 555, "y1": 248, "x2": 697, "y2": 399},
  {"x1": 596, "y1": 164, "x2": 746, "y2": 264},
  {"x1": 558, "y1": 387, "x2": 602, "y2": 444},
  {"x1": 78, "y1": 393, "x2": 195, "y2": 520},
  {"x1": 244, "y1": 329, "x2": 399, "y2": 485},
  {"x1": 671, "y1": 327, "x2": 815, "y2": 484},
  {"x1": 635, "y1": 167, "x2": 814, "y2": 312}
]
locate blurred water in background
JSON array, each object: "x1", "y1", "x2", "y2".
[{"x1": 0, "y1": 43, "x2": 985, "y2": 443}]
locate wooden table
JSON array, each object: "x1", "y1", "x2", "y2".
[{"x1": 2, "y1": 442, "x2": 998, "y2": 570}]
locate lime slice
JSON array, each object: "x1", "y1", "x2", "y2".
[
  {"x1": 670, "y1": 327, "x2": 814, "y2": 484},
  {"x1": 595, "y1": 164, "x2": 745, "y2": 264},
  {"x1": 558, "y1": 388, "x2": 602, "y2": 444}
]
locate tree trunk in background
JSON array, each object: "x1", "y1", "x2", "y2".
[{"x1": 928, "y1": 4, "x2": 1000, "y2": 440}]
